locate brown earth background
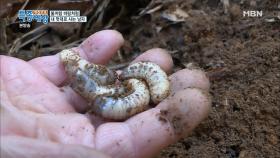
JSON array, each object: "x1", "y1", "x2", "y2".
[{"x1": 1, "y1": 0, "x2": 279, "y2": 157}]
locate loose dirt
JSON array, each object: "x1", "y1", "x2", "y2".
[{"x1": 122, "y1": 1, "x2": 279, "y2": 157}]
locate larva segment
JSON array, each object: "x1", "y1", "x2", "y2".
[
  {"x1": 90, "y1": 79, "x2": 150, "y2": 120},
  {"x1": 70, "y1": 69, "x2": 125, "y2": 100},
  {"x1": 120, "y1": 62, "x2": 170, "y2": 104},
  {"x1": 59, "y1": 49, "x2": 117, "y2": 85}
]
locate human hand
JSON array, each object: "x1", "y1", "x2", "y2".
[{"x1": 0, "y1": 30, "x2": 211, "y2": 158}]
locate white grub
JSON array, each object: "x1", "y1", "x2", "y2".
[
  {"x1": 90, "y1": 79, "x2": 150, "y2": 120},
  {"x1": 120, "y1": 61, "x2": 170, "y2": 104},
  {"x1": 60, "y1": 50, "x2": 170, "y2": 120},
  {"x1": 59, "y1": 49, "x2": 117, "y2": 85}
]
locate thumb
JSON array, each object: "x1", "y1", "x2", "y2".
[{"x1": 1, "y1": 136, "x2": 110, "y2": 158}]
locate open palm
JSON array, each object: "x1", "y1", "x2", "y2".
[{"x1": 1, "y1": 30, "x2": 211, "y2": 158}]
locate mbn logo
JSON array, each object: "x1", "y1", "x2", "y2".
[{"x1": 243, "y1": 10, "x2": 263, "y2": 17}]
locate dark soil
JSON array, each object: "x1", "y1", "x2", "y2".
[
  {"x1": 1, "y1": 0, "x2": 279, "y2": 157},
  {"x1": 122, "y1": 1, "x2": 280, "y2": 157}
]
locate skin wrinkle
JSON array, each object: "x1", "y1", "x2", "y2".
[
  {"x1": 13, "y1": 95, "x2": 50, "y2": 113},
  {"x1": 1, "y1": 76, "x2": 21, "y2": 107},
  {"x1": 33, "y1": 116, "x2": 44, "y2": 141},
  {"x1": 4, "y1": 63, "x2": 41, "y2": 96},
  {"x1": 4, "y1": 76, "x2": 25, "y2": 98},
  {"x1": 124, "y1": 123, "x2": 138, "y2": 158},
  {"x1": 3, "y1": 58, "x2": 75, "y2": 113},
  {"x1": 12, "y1": 90, "x2": 73, "y2": 113},
  {"x1": 1, "y1": 103, "x2": 36, "y2": 138},
  {"x1": 1, "y1": 136, "x2": 110, "y2": 158},
  {"x1": 0, "y1": 76, "x2": 48, "y2": 113}
]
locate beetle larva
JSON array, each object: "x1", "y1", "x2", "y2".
[
  {"x1": 119, "y1": 62, "x2": 170, "y2": 104},
  {"x1": 59, "y1": 49, "x2": 170, "y2": 120}
]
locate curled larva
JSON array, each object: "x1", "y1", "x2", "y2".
[
  {"x1": 59, "y1": 49, "x2": 171, "y2": 120},
  {"x1": 90, "y1": 79, "x2": 150, "y2": 120},
  {"x1": 60, "y1": 49, "x2": 117, "y2": 85},
  {"x1": 120, "y1": 62, "x2": 170, "y2": 104}
]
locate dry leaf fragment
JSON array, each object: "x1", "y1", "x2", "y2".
[{"x1": 161, "y1": 8, "x2": 189, "y2": 22}]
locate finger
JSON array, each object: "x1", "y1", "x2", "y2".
[
  {"x1": 94, "y1": 88, "x2": 211, "y2": 158},
  {"x1": 132, "y1": 48, "x2": 173, "y2": 74},
  {"x1": 29, "y1": 30, "x2": 124, "y2": 85},
  {"x1": 1, "y1": 136, "x2": 110, "y2": 158},
  {"x1": 169, "y1": 68, "x2": 210, "y2": 92}
]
